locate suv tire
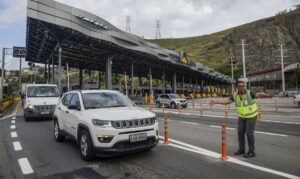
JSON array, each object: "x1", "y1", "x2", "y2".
[
  {"x1": 79, "y1": 129, "x2": 94, "y2": 161},
  {"x1": 54, "y1": 119, "x2": 65, "y2": 142},
  {"x1": 171, "y1": 102, "x2": 176, "y2": 109}
]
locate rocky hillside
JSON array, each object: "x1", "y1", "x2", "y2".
[{"x1": 150, "y1": 5, "x2": 300, "y2": 78}]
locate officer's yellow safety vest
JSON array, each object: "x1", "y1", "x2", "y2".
[{"x1": 233, "y1": 90, "x2": 258, "y2": 118}]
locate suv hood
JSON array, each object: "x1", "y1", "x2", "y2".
[
  {"x1": 27, "y1": 97, "x2": 59, "y2": 105},
  {"x1": 83, "y1": 107, "x2": 155, "y2": 121}
]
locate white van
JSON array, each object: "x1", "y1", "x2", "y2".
[{"x1": 23, "y1": 84, "x2": 60, "y2": 121}]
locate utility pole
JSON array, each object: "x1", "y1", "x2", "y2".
[
  {"x1": 241, "y1": 39, "x2": 247, "y2": 88},
  {"x1": 230, "y1": 56, "x2": 234, "y2": 94},
  {"x1": 125, "y1": 15, "x2": 131, "y2": 33},
  {"x1": 279, "y1": 44, "x2": 285, "y2": 92},
  {"x1": 19, "y1": 57, "x2": 22, "y2": 93},
  {"x1": 66, "y1": 62, "x2": 69, "y2": 91},
  {"x1": 0, "y1": 48, "x2": 6, "y2": 101},
  {"x1": 155, "y1": 20, "x2": 161, "y2": 39}
]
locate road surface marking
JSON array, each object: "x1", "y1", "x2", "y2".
[
  {"x1": 12, "y1": 116, "x2": 16, "y2": 120},
  {"x1": 262, "y1": 120, "x2": 300, "y2": 125},
  {"x1": 182, "y1": 121, "x2": 199, "y2": 125},
  {"x1": 209, "y1": 125, "x2": 288, "y2": 137},
  {"x1": 159, "y1": 136, "x2": 300, "y2": 179},
  {"x1": 18, "y1": 158, "x2": 34, "y2": 174},
  {"x1": 12, "y1": 120, "x2": 15, "y2": 124},
  {"x1": 11, "y1": 125, "x2": 16, "y2": 129},
  {"x1": 209, "y1": 125, "x2": 235, "y2": 130},
  {"x1": 0, "y1": 115, "x2": 14, "y2": 120},
  {"x1": 11, "y1": 132, "x2": 18, "y2": 138},
  {"x1": 255, "y1": 131, "x2": 288, "y2": 137},
  {"x1": 13, "y1": 141, "x2": 22, "y2": 151}
]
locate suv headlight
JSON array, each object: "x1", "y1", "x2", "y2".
[
  {"x1": 152, "y1": 116, "x2": 157, "y2": 123},
  {"x1": 92, "y1": 119, "x2": 112, "y2": 127}
]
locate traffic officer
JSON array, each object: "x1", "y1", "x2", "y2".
[{"x1": 210, "y1": 79, "x2": 265, "y2": 158}]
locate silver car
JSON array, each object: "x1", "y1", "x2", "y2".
[{"x1": 156, "y1": 94, "x2": 187, "y2": 109}]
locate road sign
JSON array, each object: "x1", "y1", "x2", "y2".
[{"x1": 13, "y1": 47, "x2": 26, "y2": 58}]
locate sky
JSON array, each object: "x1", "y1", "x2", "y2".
[{"x1": 0, "y1": 0, "x2": 299, "y2": 70}]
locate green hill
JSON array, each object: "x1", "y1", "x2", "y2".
[{"x1": 149, "y1": 5, "x2": 300, "y2": 79}]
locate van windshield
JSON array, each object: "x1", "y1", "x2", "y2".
[{"x1": 27, "y1": 86, "x2": 59, "y2": 97}]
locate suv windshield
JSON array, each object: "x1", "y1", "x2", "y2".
[
  {"x1": 27, "y1": 86, "x2": 59, "y2": 97},
  {"x1": 169, "y1": 94, "x2": 180, "y2": 99},
  {"x1": 82, "y1": 92, "x2": 136, "y2": 109}
]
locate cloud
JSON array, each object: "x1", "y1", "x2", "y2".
[{"x1": 0, "y1": 0, "x2": 26, "y2": 28}]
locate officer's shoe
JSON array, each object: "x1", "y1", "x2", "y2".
[
  {"x1": 234, "y1": 149, "x2": 245, "y2": 155},
  {"x1": 244, "y1": 151, "x2": 256, "y2": 158}
]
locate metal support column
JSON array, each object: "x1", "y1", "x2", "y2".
[
  {"x1": 79, "y1": 68, "x2": 83, "y2": 90},
  {"x1": 66, "y1": 62, "x2": 69, "y2": 91},
  {"x1": 98, "y1": 71, "x2": 101, "y2": 89},
  {"x1": 182, "y1": 75, "x2": 184, "y2": 93},
  {"x1": 19, "y1": 57, "x2": 22, "y2": 93},
  {"x1": 162, "y1": 69, "x2": 166, "y2": 94},
  {"x1": 131, "y1": 62, "x2": 134, "y2": 98},
  {"x1": 52, "y1": 53, "x2": 55, "y2": 84},
  {"x1": 106, "y1": 56, "x2": 112, "y2": 90},
  {"x1": 149, "y1": 66, "x2": 153, "y2": 97},
  {"x1": 173, "y1": 72, "x2": 177, "y2": 94},
  {"x1": 58, "y1": 47, "x2": 62, "y2": 93},
  {"x1": 47, "y1": 59, "x2": 50, "y2": 83}
]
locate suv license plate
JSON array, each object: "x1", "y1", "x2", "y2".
[
  {"x1": 41, "y1": 111, "x2": 49, "y2": 115},
  {"x1": 129, "y1": 133, "x2": 147, "y2": 143}
]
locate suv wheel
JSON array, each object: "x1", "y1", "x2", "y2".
[
  {"x1": 54, "y1": 120, "x2": 65, "y2": 142},
  {"x1": 156, "y1": 102, "x2": 161, "y2": 108},
  {"x1": 171, "y1": 102, "x2": 176, "y2": 109},
  {"x1": 79, "y1": 129, "x2": 94, "y2": 161}
]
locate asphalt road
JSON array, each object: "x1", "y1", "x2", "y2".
[{"x1": 0, "y1": 102, "x2": 299, "y2": 179}]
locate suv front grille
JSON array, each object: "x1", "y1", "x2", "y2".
[
  {"x1": 33, "y1": 105, "x2": 56, "y2": 112},
  {"x1": 112, "y1": 118, "x2": 156, "y2": 129}
]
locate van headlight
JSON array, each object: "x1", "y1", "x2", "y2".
[
  {"x1": 28, "y1": 103, "x2": 34, "y2": 109},
  {"x1": 92, "y1": 119, "x2": 112, "y2": 127}
]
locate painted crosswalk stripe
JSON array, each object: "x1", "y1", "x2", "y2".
[
  {"x1": 18, "y1": 158, "x2": 34, "y2": 174},
  {"x1": 12, "y1": 120, "x2": 15, "y2": 124},
  {"x1": 11, "y1": 132, "x2": 18, "y2": 138},
  {"x1": 13, "y1": 141, "x2": 22, "y2": 151},
  {"x1": 11, "y1": 125, "x2": 16, "y2": 129},
  {"x1": 12, "y1": 116, "x2": 16, "y2": 120}
]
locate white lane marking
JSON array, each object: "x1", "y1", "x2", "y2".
[
  {"x1": 13, "y1": 141, "x2": 22, "y2": 151},
  {"x1": 209, "y1": 125, "x2": 288, "y2": 137},
  {"x1": 0, "y1": 114, "x2": 14, "y2": 120},
  {"x1": 182, "y1": 121, "x2": 199, "y2": 126},
  {"x1": 11, "y1": 125, "x2": 16, "y2": 129},
  {"x1": 12, "y1": 120, "x2": 15, "y2": 124},
  {"x1": 159, "y1": 136, "x2": 300, "y2": 179},
  {"x1": 263, "y1": 120, "x2": 300, "y2": 125},
  {"x1": 12, "y1": 116, "x2": 16, "y2": 120},
  {"x1": 255, "y1": 131, "x2": 288, "y2": 137},
  {"x1": 18, "y1": 158, "x2": 34, "y2": 174},
  {"x1": 209, "y1": 125, "x2": 235, "y2": 130},
  {"x1": 11, "y1": 132, "x2": 18, "y2": 138}
]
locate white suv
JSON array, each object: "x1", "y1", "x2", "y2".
[{"x1": 53, "y1": 90, "x2": 159, "y2": 160}]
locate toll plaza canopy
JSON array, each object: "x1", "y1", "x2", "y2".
[{"x1": 26, "y1": 0, "x2": 234, "y2": 93}]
